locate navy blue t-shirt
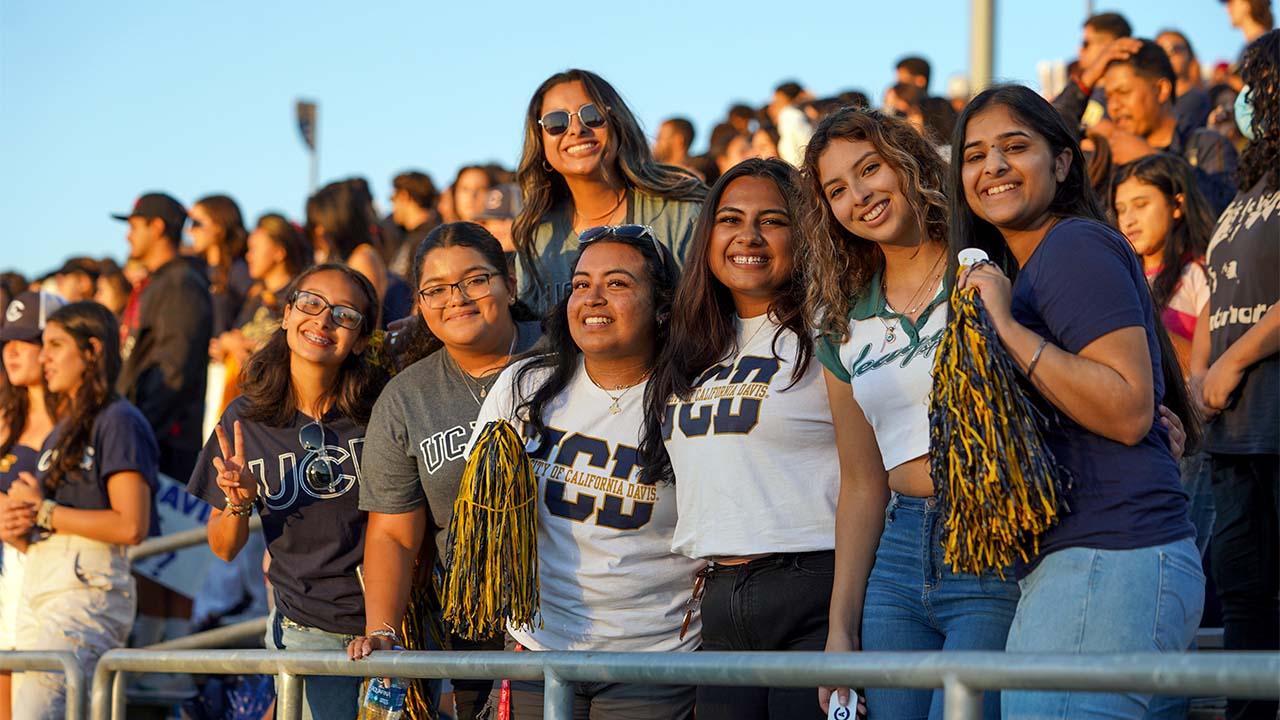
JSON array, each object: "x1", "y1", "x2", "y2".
[
  {"x1": 1010, "y1": 218, "x2": 1193, "y2": 572},
  {"x1": 188, "y1": 397, "x2": 367, "y2": 635},
  {"x1": 37, "y1": 399, "x2": 161, "y2": 533},
  {"x1": 0, "y1": 444, "x2": 40, "y2": 494}
]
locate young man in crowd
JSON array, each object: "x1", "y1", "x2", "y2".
[
  {"x1": 52, "y1": 257, "x2": 100, "y2": 303},
  {"x1": 1157, "y1": 29, "x2": 1213, "y2": 129},
  {"x1": 389, "y1": 171, "x2": 440, "y2": 277},
  {"x1": 653, "y1": 117, "x2": 698, "y2": 175},
  {"x1": 1053, "y1": 12, "x2": 1135, "y2": 124},
  {"x1": 895, "y1": 55, "x2": 931, "y2": 92}
]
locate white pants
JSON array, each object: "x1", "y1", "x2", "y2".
[{"x1": 12, "y1": 534, "x2": 135, "y2": 720}]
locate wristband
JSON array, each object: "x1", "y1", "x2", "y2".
[
  {"x1": 36, "y1": 499, "x2": 57, "y2": 532},
  {"x1": 1027, "y1": 338, "x2": 1050, "y2": 379}
]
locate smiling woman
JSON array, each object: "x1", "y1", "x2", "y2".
[{"x1": 512, "y1": 69, "x2": 707, "y2": 315}]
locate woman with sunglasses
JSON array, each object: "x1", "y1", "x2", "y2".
[
  {"x1": 188, "y1": 263, "x2": 388, "y2": 720},
  {"x1": 347, "y1": 223, "x2": 542, "y2": 719},
  {"x1": 513, "y1": 69, "x2": 707, "y2": 315},
  {"x1": 638, "y1": 158, "x2": 843, "y2": 720},
  {"x1": 953, "y1": 85, "x2": 1202, "y2": 719},
  {"x1": 189, "y1": 195, "x2": 253, "y2": 336},
  {"x1": 5, "y1": 302, "x2": 157, "y2": 720},
  {"x1": 469, "y1": 225, "x2": 700, "y2": 717}
]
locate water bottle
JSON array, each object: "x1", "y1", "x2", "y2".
[{"x1": 359, "y1": 676, "x2": 407, "y2": 720}]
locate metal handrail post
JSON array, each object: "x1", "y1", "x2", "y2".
[
  {"x1": 943, "y1": 675, "x2": 983, "y2": 720},
  {"x1": 59, "y1": 653, "x2": 86, "y2": 720},
  {"x1": 110, "y1": 672, "x2": 126, "y2": 720},
  {"x1": 90, "y1": 662, "x2": 111, "y2": 720},
  {"x1": 278, "y1": 669, "x2": 304, "y2": 720},
  {"x1": 544, "y1": 669, "x2": 574, "y2": 720}
]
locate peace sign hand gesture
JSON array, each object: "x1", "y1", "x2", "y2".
[{"x1": 212, "y1": 421, "x2": 259, "y2": 507}]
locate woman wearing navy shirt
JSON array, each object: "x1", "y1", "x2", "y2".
[
  {"x1": 188, "y1": 263, "x2": 388, "y2": 720},
  {"x1": 951, "y1": 85, "x2": 1203, "y2": 719},
  {"x1": 5, "y1": 302, "x2": 157, "y2": 720}
]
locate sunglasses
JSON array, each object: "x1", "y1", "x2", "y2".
[
  {"x1": 290, "y1": 290, "x2": 364, "y2": 331},
  {"x1": 578, "y1": 224, "x2": 669, "y2": 272},
  {"x1": 298, "y1": 420, "x2": 340, "y2": 494},
  {"x1": 538, "y1": 103, "x2": 607, "y2": 136}
]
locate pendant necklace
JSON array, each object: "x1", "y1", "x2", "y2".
[
  {"x1": 879, "y1": 251, "x2": 945, "y2": 350},
  {"x1": 588, "y1": 368, "x2": 652, "y2": 415},
  {"x1": 452, "y1": 327, "x2": 520, "y2": 407}
]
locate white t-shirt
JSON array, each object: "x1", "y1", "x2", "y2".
[
  {"x1": 663, "y1": 314, "x2": 838, "y2": 559},
  {"x1": 816, "y1": 279, "x2": 947, "y2": 471},
  {"x1": 468, "y1": 355, "x2": 702, "y2": 653}
]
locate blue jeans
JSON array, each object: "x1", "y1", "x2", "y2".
[
  {"x1": 1002, "y1": 538, "x2": 1205, "y2": 720},
  {"x1": 267, "y1": 609, "x2": 363, "y2": 720},
  {"x1": 861, "y1": 495, "x2": 1021, "y2": 720}
]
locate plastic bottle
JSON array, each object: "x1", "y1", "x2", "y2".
[{"x1": 358, "y1": 676, "x2": 408, "y2": 720}]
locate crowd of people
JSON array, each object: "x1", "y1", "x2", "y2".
[{"x1": 0, "y1": 4, "x2": 1276, "y2": 719}]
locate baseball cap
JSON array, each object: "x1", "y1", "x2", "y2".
[
  {"x1": 475, "y1": 184, "x2": 523, "y2": 221},
  {"x1": 110, "y1": 193, "x2": 187, "y2": 235},
  {"x1": 0, "y1": 291, "x2": 66, "y2": 343},
  {"x1": 56, "y1": 256, "x2": 101, "y2": 282}
]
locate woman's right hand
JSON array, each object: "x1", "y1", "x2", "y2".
[
  {"x1": 0, "y1": 495, "x2": 36, "y2": 544},
  {"x1": 819, "y1": 632, "x2": 862, "y2": 714},
  {"x1": 213, "y1": 421, "x2": 258, "y2": 506},
  {"x1": 347, "y1": 633, "x2": 398, "y2": 660}
]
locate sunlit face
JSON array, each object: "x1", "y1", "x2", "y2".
[
  {"x1": 94, "y1": 280, "x2": 127, "y2": 316},
  {"x1": 39, "y1": 322, "x2": 89, "y2": 395},
  {"x1": 3, "y1": 340, "x2": 42, "y2": 388},
  {"x1": 417, "y1": 245, "x2": 515, "y2": 352},
  {"x1": 567, "y1": 242, "x2": 657, "y2": 363},
  {"x1": 1226, "y1": 0, "x2": 1252, "y2": 28},
  {"x1": 717, "y1": 135, "x2": 752, "y2": 174},
  {"x1": 540, "y1": 80, "x2": 615, "y2": 183},
  {"x1": 751, "y1": 130, "x2": 779, "y2": 160},
  {"x1": 707, "y1": 176, "x2": 794, "y2": 318},
  {"x1": 281, "y1": 269, "x2": 369, "y2": 368},
  {"x1": 1104, "y1": 64, "x2": 1172, "y2": 138},
  {"x1": 126, "y1": 216, "x2": 164, "y2": 261},
  {"x1": 245, "y1": 228, "x2": 286, "y2": 281},
  {"x1": 453, "y1": 169, "x2": 492, "y2": 223},
  {"x1": 54, "y1": 273, "x2": 94, "y2": 303},
  {"x1": 819, "y1": 139, "x2": 918, "y2": 247},
  {"x1": 960, "y1": 105, "x2": 1071, "y2": 233},
  {"x1": 1156, "y1": 32, "x2": 1192, "y2": 80},
  {"x1": 188, "y1": 203, "x2": 217, "y2": 255},
  {"x1": 1114, "y1": 177, "x2": 1179, "y2": 263},
  {"x1": 654, "y1": 121, "x2": 683, "y2": 163}
]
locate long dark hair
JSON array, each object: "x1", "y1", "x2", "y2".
[
  {"x1": 800, "y1": 107, "x2": 951, "y2": 345},
  {"x1": 1237, "y1": 29, "x2": 1279, "y2": 194},
  {"x1": 1113, "y1": 154, "x2": 1215, "y2": 310},
  {"x1": 949, "y1": 84, "x2": 1199, "y2": 450},
  {"x1": 238, "y1": 263, "x2": 388, "y2": 426},
  {"x1": 639, "y1": 159, "x2": 811, "y2": 485},
  {"x1": 256, "y1": 213, "x2": 313, "y2": 279},
  {"x1": 397, "y1": 222, "x2": 539, "y2": 367},
  {"x1": 43, "y1": 302, "x2": 122, "y2": 490},
  {"x1": 305, "y1": 181, "x2": 379, "y2": 262},
  {"x1": 514, "y1": 234, "x2": 680, "y2": 477},
  {"x1": 512, "y1": 69, "x2": 706, "y2": 293},
  {"x1": 195, "y1": 194, "x2": 249, "y2": 294},
  {"x1": 0, "y1": 355, "x2": 54, "y2": 460}
]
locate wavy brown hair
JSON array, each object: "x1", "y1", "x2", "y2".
[
  {"x1": 195, "y1": 195, "x2": 249, "y2": 294},
  {"x1": 799, "y1": 107, "x2": 950, "y2": 345},
  {"x1": 42, "y1": 302, "x2": 122, "y2": 490},
  {"x1": 238, "y1": 263, "x2": 388, "y2": 427},
  {"x1": 512, "y1": 69, "x2": 706, "y2": 294},
  {"x1": 639, "y1": 158, "x2": 811, "y2": 485}
]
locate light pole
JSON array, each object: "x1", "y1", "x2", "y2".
[{"x1": 970, "y1": 0, "x2": 996, "y2": 94}]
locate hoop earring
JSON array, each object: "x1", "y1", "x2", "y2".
[{"x1": 542, "y1": 159, "x2": 553, "y2": 172}]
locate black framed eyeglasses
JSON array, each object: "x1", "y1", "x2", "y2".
[
  {"x1": 538, "y1": 103, "x2": 607, "y2": 136},
  {"x1": 290, "y1": 290, "x2": 364, "y2": 331},
  {"x1": 298, "y1": 420, "x2": 340, "y2": 494},
  {"x1": 417, "y1": 273, "x2": 498, "y2": 309}
]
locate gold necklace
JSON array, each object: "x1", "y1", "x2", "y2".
[
  {"x1": 572, "y1": 190, "x2": 626, "y2": 233},
  {"x1": 586, "y1": 367, "x2": 652, "y2": 414},
  {"x1": 450, "y1": 327, "x2": 519, "y2": 406},
  {"x1": 878, "y1": 251, "x2": 944, "y2": 350}
]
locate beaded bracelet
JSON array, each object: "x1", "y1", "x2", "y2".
[
  {"x1": 36, "y1": 499, "x2": 57, "y2": 532},
  {"x1": 224, "y1": 498, "x2": 254, "y2": 517}
]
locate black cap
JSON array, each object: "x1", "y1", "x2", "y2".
[
  {"x1": 0, "y1": 291, "x2": 66, "y2": 343},
  {"x1": 111, "y1": 192, "x2": 187, "y2": 235},
  {"x1": 56, "y1": 256, "x2": 101, "y2": 282},
  {"x1": 475, "y1": 183, "x2": 523, "y2": 221}
]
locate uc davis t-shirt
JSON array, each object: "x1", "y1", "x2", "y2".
[
  {"x1": 1204, "y1": 179, "x2": 1280, "y2": 454},
  {"x1": 1010, "y1": 218, "x2": 1192, "y2": 570},
  {"x1": 0, "y1": 445, "x2": 40, "y2": 493},
  {"x1": 37, "y1": 399, "x2": 160, "y2": 533},
  {"x1": 662, "y1": 315, "x2": 838, "y2": 559},
  {"x1": 188, "y1": 397, "x2": 367, "y2": 635},
  {"x1": 468, "y1": 356, "x2": 702, "y2": 652}
]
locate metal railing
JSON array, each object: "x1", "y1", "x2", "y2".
[
  {"x1": 0, "y1": 651, "x2": 85, "y2": 720},
  {"x1": 89, "y1": 649, "x2": 1280, "y2": 720},
  {"x1": 127, "y1": 516, "x2": 262, "y2": 561}
]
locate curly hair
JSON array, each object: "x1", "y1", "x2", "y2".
[
  {"x1": 42, "y1": 302, "x2": 122, "y2": 490},
  {"x1": 1237, "y1": 29, "x2": 1279, "y2": 193},
  {"x1": 798, "y1": 107, "x2": 950, "y2": 345}
]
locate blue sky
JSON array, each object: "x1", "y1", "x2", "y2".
[{"x1": 0, "y1": 0, "x2": 1244, "y2": 277}]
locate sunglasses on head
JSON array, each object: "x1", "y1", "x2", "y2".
[
  {"x1": 578, "y1": 224, "x2": 669, "y2": 272},
  {"x1": 298, "y1": 420, "x2": 340, "y2": 494},
  {"x1": 538, "y1": 103, "x2": 607, "y2": 136}
]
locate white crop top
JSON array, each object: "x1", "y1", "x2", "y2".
[{"x1": 815, "y1": 277, "x2": 947, "y2": 471}]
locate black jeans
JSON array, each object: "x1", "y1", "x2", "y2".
[
  {"x1": 696, "y1": 550, "x2": 834, "y2": 720},
  {"x1": 1210, "y1": 453, "x2": 1279, "y2": 720}
]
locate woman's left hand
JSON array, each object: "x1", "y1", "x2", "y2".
[
  {"x1": 1200, "y1": 354, "x2": 1244, "y2": 415},
  {"x1": 1158, "y1": 405, "x2": 1186, "y2": 461},
  {"x1": 0, "y1": 496, "x2": 36, "y2": 543},
  {"x1": 9, "y1": 472, "x2": 45, "y2": 505},
  {"x1": 959, "y1": 261, "x2": 1014, "y2": 331}
]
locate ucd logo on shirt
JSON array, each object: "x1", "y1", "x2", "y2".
[
  {"x1": 528, "y1": 425, "x2": 657, "y2": 531},
  {"x1": 662, "y1": 354, "x2": 782, "y2": 440},
  {"x1": 248, "y1": 438, "x2": 364, "y2": 511},
  {"x1": 419, "y1": 422, "x2": 476, "y2": 475},
  {"x1": 37, "y1": 447, "x2": 95, "y2": 472}
]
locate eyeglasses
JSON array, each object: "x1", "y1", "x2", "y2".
[
  {"x1": 578, "y1": 224, "x2": 669, "y2": 272},
  {"x1": 538, "y1": 103, "x2": 607, "y2": 136},
  {"x1": 290, "y1": 290, "x2": 365, "y2": 330},
  {"x1": 417, "y1": 273, "x2": 499, "y2": 309},
  {"x1": 298, "y1": 420, "x2": 340, "y2": 494}
]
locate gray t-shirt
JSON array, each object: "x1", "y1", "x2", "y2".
[{"x1": 358, "y1": 321, "x2": 543, "y2": 558}]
